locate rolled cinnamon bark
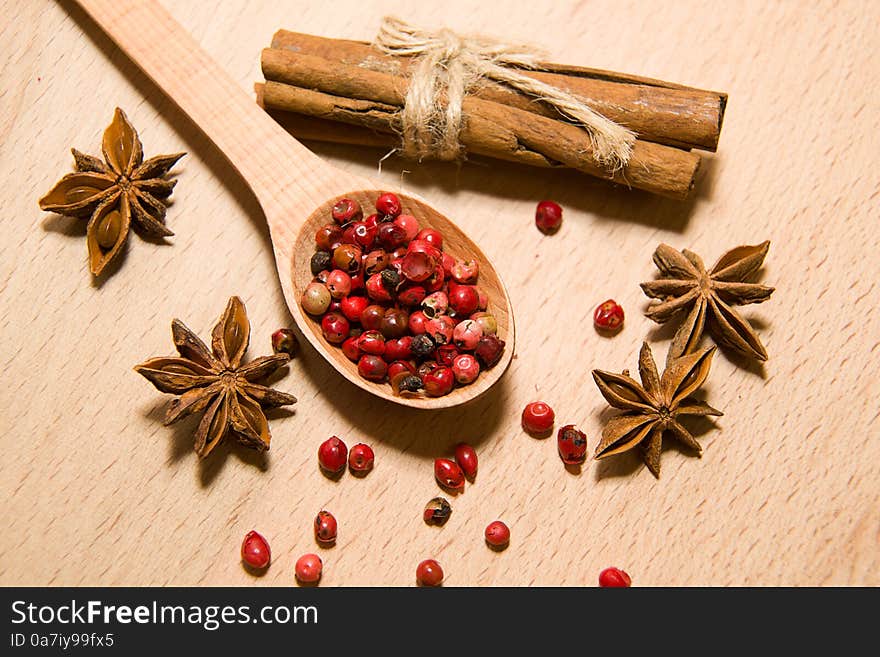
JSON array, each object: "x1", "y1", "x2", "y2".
[
  {"x1": 260, "y1": 50, "x2": 701, "y2": 199},
  {"x1": 270, "y1": 30, "x2": 726, "y2": 151}
]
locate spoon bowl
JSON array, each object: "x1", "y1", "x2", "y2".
[{"x1": 76, "y1": 0, "x2": 515, "y2": 408}]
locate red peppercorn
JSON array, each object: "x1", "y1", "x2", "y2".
[
  {"x1": 394, "y1": 214, "x2": 420, "y2": 240},
  {"x1": 318, "y1": 436, "x2": 348, "y2": 474},
  {"x1": 358, "y1": 354, "x2": 388, "y2": 382},
  {"x1": 341, "y1": 336, "x2": 361, "y2": 362},
  {"x1": 271, "y1": 328, "x2": 297, "y2": 357},
  {"x1": 339, "y1": 295, "x2": 368, "y2": 323},
  {"x1": 557, "y1": 424, "x2": 588, "y2": 465},
  {"x1": 522, "y1": 401, "x2": 555, "y2": 435},
  {"x1": 454, "y1": 442, "x2": 478, "y2": 479},
  {"x1": 452, "y1": 353, "x2": 480, "y2": 384},
  {"x1": 377, "y1": 222, "x2": 407, "y2": 250},
  {"x1": 316, "y1": 223, "x2": 344, "y2": 250},
  {"x1": 484, "y1": 521, "x2": 510, "y2": 549},
  {"x1": 535, "y1": 200, "x2": 563, "y2": 234},
  {"x1": 398, "y1": 285, "x2": 427, "y2": 307},
  {"x1": 421, "y1": 291, "x2": 448, "y2": 318},
  {"x1": 366, "y1": 273, "x2": 393, "y2": 302},
  {"x1": 599, "y1": 567, "x2": 632, "y2": 588},
  {"x1": 594, "y1": 299, "x2": 625, "y2": 332},
  {"x1": 332, "y1": 243, "x2": 362, "y2": 274},
  {"x1": 351, "y1": 220, "x2": 377, "y2": 249},
  {"x1": 406, "y1": 239, "x2": 441, "y2": 261},
  {"x1": 434, "y1": 457, "x2": 465, "y2": 490},
  {"x1": 416, "y1": 559, "x2": 444, "y2": 587},
  {"x1": 423, "y1": 497, "x2": 452, "y2": 525},
  {"x1": 453, "y1": 319, "x2": 483, "y2": 350},
  {"x1": 435, "y1": 343, "x2": 460, "y2": 367},
  {"x1": 321, "y1": 312, "x2": 350, "y2": 344},
  {"x1": 380, "y1": 308, "x2": 409, "y2": 339},
  {"x1": 401, "y1": 251, "x2": 435, "y2": 283},
  {"x1": 295, "y1": 553, "x2": 323, "y2": 584},
  {"x1": 425, "y1": 316, "x2": 455, "y2": 346},
  {"x1": 451, "y1": 259, "x2": 479, "y2": 284},
  {"x1": 360, "y1": 304, "x2": 385, "y2": 331},
  {"x1": 448, "y1": 285, "x2": 479, "y2": 316},
  {"x1": 363, "y1": 249, "x2": 390, "y2": 275},
  {"x1": 357, "y1": 330, "x2": 386, "y2": 356},
  {"x1": 331, "y1": 197, "x2": 363, "y2": 225},
  {"x1": 474, "y1": 334, "x2": 505, "y2": 368},
  {"x1": 326, "y1": 269, "x2": 352, "y2": 299},
  {"x1": 314, "y1": 510, "x2": 338, "y2": 545},
  {"x1": 423, "y1": 366, "x2": 455, "y2": 397},
  {"x1": 241, "y1": 530, "x2": 271, "y2": 570},
  {"x1": 375, "y1": 192, "x2": 402, "y2": 218},
  {"x1": 408, "y1": 310, "x2": 428, "y2": 334},
  {"x1": 387, "y1": 360, "x2": 416, "y2": 379},
  {"x1": 416, "y1": 227, "x2": 443, "y2": 250},
  {"x1": 348, "y1": 443, "x2": 375, "y2": 473},
  {"x1": 384, "y1": 336, "x2": 413, "y2": 361}
]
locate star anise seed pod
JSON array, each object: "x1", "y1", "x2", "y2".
[
  {"x1": 592, "y1": 342, "x2": 722, "y2": 478},
  {"x1": 39, "y1": 108, "x2": 185, "y2": 276},
  {"x1": 134, "y1": 297, "x2": 296, "y2": 458},
  {"x1": 640, "y1": 242, "x2": 775, "y2": 364}
]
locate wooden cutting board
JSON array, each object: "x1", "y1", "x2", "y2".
[{"x1": 1, "y1": 0, "x2": 877, "y2": 586}]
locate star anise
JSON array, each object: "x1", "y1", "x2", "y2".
[
  {"x1": 134, "y1": 297, "x2": 296, "y2": 458},
  {"x1": 592, "y1": 342, "x2": 722, "y2": 478},
  {"x1": 640, "y1": 242, "x2": 775, "y2": 363},
  {"x1": 39, "y1": 108, "x2": 184, "y2": 276}
]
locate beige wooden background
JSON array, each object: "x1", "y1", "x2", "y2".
[{"x1": 1, "y1": 0, "x2": 878, "y2": 586}]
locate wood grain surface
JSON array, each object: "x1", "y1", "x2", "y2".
[{"x1": 1, "y1": 0, "x2": 878, "y2": 586}]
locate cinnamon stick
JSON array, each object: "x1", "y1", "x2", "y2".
[
  {"x1": 270, "y1": 30, "x2": 726, "y2": 152},
  {"x1": 260, "y1": 50, "x2": 700, "y2": 199}
]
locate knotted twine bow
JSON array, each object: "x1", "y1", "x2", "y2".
[{"x1": 374, "y1": 16, "x2": 636, "y2": 171}]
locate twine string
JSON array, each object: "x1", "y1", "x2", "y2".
[{"x1": 374, "y1": 16, "x2": 636, "y2": 170}]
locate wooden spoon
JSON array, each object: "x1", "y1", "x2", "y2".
[{"x1": 74, "y1": 0, "x2": 515, "y2": 409}]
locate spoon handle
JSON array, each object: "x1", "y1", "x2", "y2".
[{"x1": 74, "y1": 0, "x2": 332, "y2": 216}]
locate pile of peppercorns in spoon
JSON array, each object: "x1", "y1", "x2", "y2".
[{"x1": 301, "y1": 192, "x2": 505, "y2": 397}]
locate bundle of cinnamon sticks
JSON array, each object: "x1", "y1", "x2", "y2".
[{"x1": 256, "y1": 30, "x2": 727, "y2": 199}]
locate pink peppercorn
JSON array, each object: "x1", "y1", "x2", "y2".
[
  {"x1": 348, "y1": 443, "x2": 375, "y2": 473},
  {"x1": 599, "y1": 567, "x2": 632, "y2": 588},
  {"x1": 454, "y1": 442, "x2": 478, "y2": 479},
  {"x1": 452, "y1": 353, "x2": 480, "y2": 384},
  {"x1": 295, "y1": 553, "x2": 323, "y2": 584},
  {"x1": 484, "y1": 521, "x2": 510, "y2": 549},
  {"x1": 241, "y1": 530, "x2": 271, "y2": 570},
  {"x1": 557, "y1": 425, "x2": 588, "y2": 465},
  {"x1": 318, "y1": 436, "x2": 348, "y2": 474},
  {"x1": 416, "y1": 559, "x2": 444, "y2": 587},
  {"x1": 453, "y1": 319, "x2": 483, "y2": 350},
  {"x1": 535, "y1": 200, "x2": 563, "y2": 234}
]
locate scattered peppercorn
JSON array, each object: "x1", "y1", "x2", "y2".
[
  {"x1": 271, "y1": 328, "x2": 298, "y2": 357},
  {"x1": 423, "y1": 497, "x2": 453, "y2": 525},
  {"x1": 434, "y1": 458, "x2": 465, "y2": 491},
  {"x1": 594, "y1": 299, "x2": 625, "y2": 333},
  {"x1": 318, "y1": 436, "x2": 348, "y2": 474},
  {"x1": 314, "y1": 511, "x2": 338, "y2": 545},
  {"x1": 484, "y1": 521, "x2": 510, "y2": 549},
  {"x1": 557, "y1": 424, "x2": 588, "y2": 465},
  {"x1": 598, "y1": 567, "x2": 632, "y2": 587},
  {"x1": 416, "y1": 559, "x2": 444, "y2": 587},
  {"x1": 454, "y1": 442, "x2": 478, "y2": 479},
  {"x1": 522, "y1": 401, "x2": 555, "y2": 435},
  {"x1": 295, "y1": 553, "x2": 323, "y2": 584},
  {"x1": 535, "y1": 200, "x2": 563, "y2": 234},
  {"x1": 348, "y1": 443, "x2": 375, "y2": 474},
  {"x1": 240, "y1": 530, "x2": 271, "y2": 570}
]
